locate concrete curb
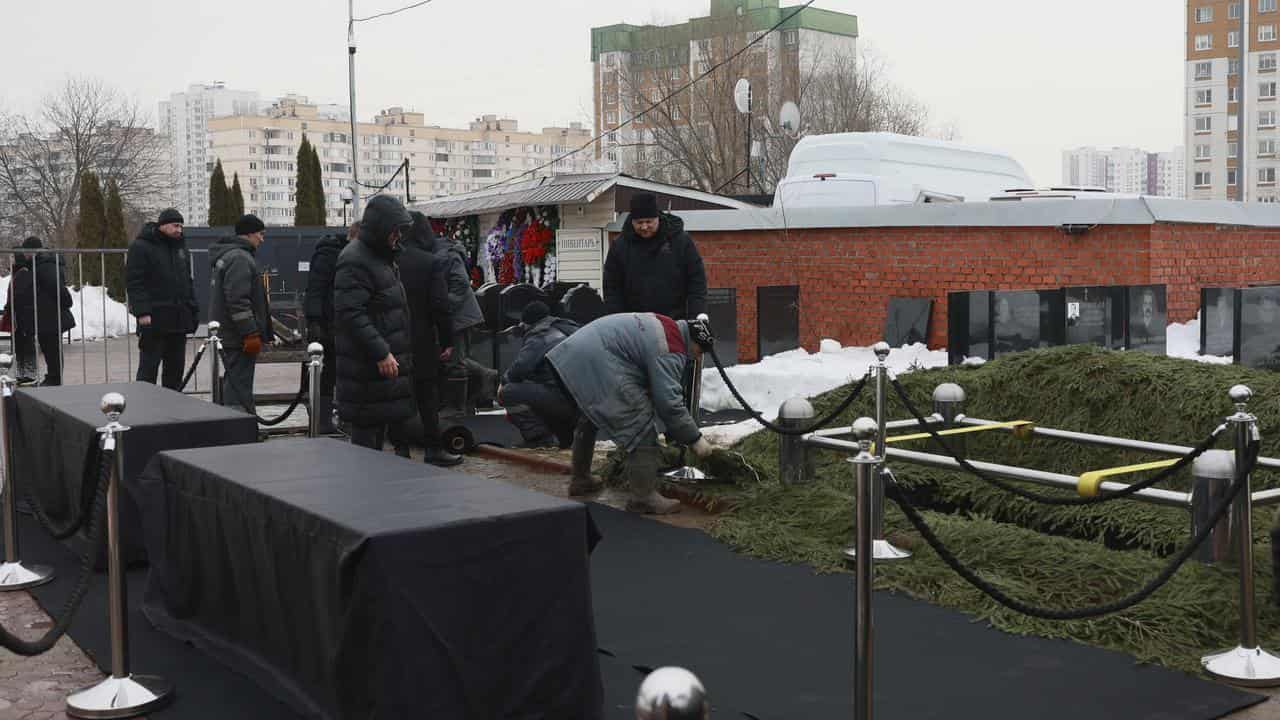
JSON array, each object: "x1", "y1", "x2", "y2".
[{"x1": 473, "y1": 444, "x2": 573, "y2": 475}]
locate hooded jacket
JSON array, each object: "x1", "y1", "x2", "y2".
[
  {"x1": 333, "y1": 197, "x2": 416, "y2": 426},
  {"x1": 546, "y1": 312, "x2": 700, "y2": 451},
  {"x1": 11, "y1": 253, "x2": 75, "y2": 336},
  {"x1": 437, "y1": 239, "x2": 484, "y2": 333},
  {"x1": 503, "y1": 315, "x2": 578, "y2": 386},
  {"x1": 126, "y1": 222, "x2": 199, "y2": 334},
  {"x1": 208, "y1": 235, "x2": 272, "y2": 351},
  {"x1": 603, "y1": 212, "x2": 707, "y2": 320},
  {"x1": 304, "y1": 232, "x2": 348, "y2": 340},
  {"x1": 399, "y1": 221, "x2": 453, "y2": 379}
]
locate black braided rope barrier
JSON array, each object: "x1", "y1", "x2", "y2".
[
  {"x1": 884, "y1": 439, "x2": 1260, "y2": 620},
  {"x1": 21, "y1": 441, "x2": 103, "y2": 541},
  {"x1": 705, "y1": 344, "x2": 868, "y2": 436},
  {"x1": 177, "y1": 341, "x2": 208, "y2": 393},
  {"x1": 255, "y1": 362, "x2": 308, "y2": 427},
  {"x1": 0, "y1": 446, "x2": 114, "y2": 655},
  {"x1": 889, "y1": 377, "x2": 1224, "y2": 506}
]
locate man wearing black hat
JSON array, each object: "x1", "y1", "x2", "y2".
[
  {"x1": 127, "y1": 207, "x2": 199, "y2": 390},
  {"x1": 496, "y1": 301, "x2": 580, "y2": 448},
  {"x1": 602, "y1": 192, "x2": 707, "y2": 321},
  {"x1": 209, "y1": 214, "x2": 272, "y2": 413}
]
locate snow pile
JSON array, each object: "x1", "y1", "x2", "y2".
[
  {"x1": 1166, "y1": 316, "x2": 1232, "y2": 365},
  {"x1": 0, "y1": 276, "x2": 136, "y2": 340}
]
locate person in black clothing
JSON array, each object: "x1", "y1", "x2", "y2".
[
  {"x1": 127, "y1": 207, "x2": 198, "y2": 390},
  {"x1": 497, "y1": 301, "x2": 579, "y2": 448},
  {"x1": 305, "y1": 221, "x2": 357, "y2": 433},
  {"x1": 209, "y1": 214, "x2": 273, "y2": 414},
  {"x1": 400, "y1": 212, "x2": 462, "y2": 466},
  {"x1": 11, "y1": 237, "x2": 75, "y2": 385},
  {"x1": 603, "y1": 193, "x2": 707, "y2": 320},
  {"x1": 334, "y1": 196, "x2": 416, "y2": 453}
]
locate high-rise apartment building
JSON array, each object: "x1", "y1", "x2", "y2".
[
  {"x1": 590, "y1": 0, "x2": 857, "y2": 183},
  {"x1": 158, "y1": 82, "x2": 261, "y2": 225},
  {"x1": 1185, "y1": 0, "x2": 1280, "y2": 201},
  {"x1": 1061, "y1": 146, "x2": 1186, "y2": 197},
  {"x1": 208, "y1": 99, "x2": 597, "y2": 226}
]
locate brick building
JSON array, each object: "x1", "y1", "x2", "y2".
[{"x1": 608, "y1": 199, "x2": 1280, "y2": 360}]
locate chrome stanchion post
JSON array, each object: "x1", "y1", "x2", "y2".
[
  {"x1": 1191, "y1": 449, "x2": 1235, "y2": 565},
  {"x1": 0, "y1": 353, "x2": 53, "y2": 591},
  {"x1": 66, "y1": 393, "x2": 172, "y2": 717},
  {"x1": 849, "y1": 416, "x2": 878, "y2": 720},
  {"x1": 208, "y1": 321, "x2": 223, "y2": 406},
  {"x1": 779, "y1": 398, "x2": 815, "y2": 485},
  {"x1": 932, "y1": 382, "x2": 966, "y2": 459},
  {"x1": 666, "y1": 313, "x2": 712, "y2": 484},
  {"x1": 846, "y1": 344, "x2": 910, "y2": 562},
  {"x1": 307, "y1": 342, "x2": 324, "y2": 438},
  {"x1": 1202, "y1": 384, "x2": 1280, "y2": 686},
  {"x1": 635, "y1": 666, "x2": 710, "y2": 720}
]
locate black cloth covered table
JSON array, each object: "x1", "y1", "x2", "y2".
[
  {"x1": 135, "y1": 438, "x2": 603, "y2": 720},
  {"x1": 11, "y1": 381, "x2": 257, "y2": 564}
]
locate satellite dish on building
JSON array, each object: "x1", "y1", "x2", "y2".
[
  {"x1": 779, "y1": 101, "x2": 801, "y2": 134},
  {"x1": 733, "y1": 78, "x2": 752, "y2": 115}
]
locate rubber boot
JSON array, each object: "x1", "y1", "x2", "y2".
[
  {"x1": 424, "y1": 445, "x2": 464, "y2": 467},
  {"x1": 568, "y1": 423, "x2": 603, "y2": 496},
  {"x1": 625, "y1": 446, "x2": 681, "y2": 515}
]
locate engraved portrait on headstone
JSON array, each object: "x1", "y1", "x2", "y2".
[
  {"x1": 1125, "y1": 285, "x2": 1167, "y2": 354},
  {"x1": 1201, "y1": 287, "x2": 1237, "y2": 358},
  {"x1": 1065, "y1": 286, "x2": 1125, "y2": 349},
  {"x1": 1237, "y1": 286, "x2": 1280, "y2": 369}
]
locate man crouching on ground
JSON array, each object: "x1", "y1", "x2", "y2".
[{"x1": 546, "y1": 312, "x2": 713, "y2": 514}]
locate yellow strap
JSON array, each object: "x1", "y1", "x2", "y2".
[
  {"x1": 1076, "y1": 459, "x2": 1178, "y2": 497},
  {"x1": 885, "y1": 420, "x2": 1034, "y2": 445}
]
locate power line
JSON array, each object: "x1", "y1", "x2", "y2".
[
  {"x1": 481, "y1": 0, "x2": 817, "y2": 191},
  {"x1": 353, "y1": 0, "x2": 435, "y2": 23}
]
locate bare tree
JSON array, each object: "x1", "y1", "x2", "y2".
[{"x1": 0, "y1": 77, "x2": 169, "y2": 246}]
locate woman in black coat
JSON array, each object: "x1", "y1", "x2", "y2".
[{"x1": 11, "y1": 237, "x2": 75, "y2": 385}]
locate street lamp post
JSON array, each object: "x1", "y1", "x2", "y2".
[{"x1": 347, "y1": 0, "x2": 361, "y2": 220}]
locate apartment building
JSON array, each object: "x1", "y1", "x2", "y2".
[
  {"x1": 1186, "y1": 0, "x2": 1280, "y2": 201},
  {"x1": 1061, "y1": 146, "x2": 1186, "y2": 197},
  {"x1": 208, "y1": 98, "x2": 597, "y2": 226},
  {"x1": 158, "y1": 82, "x2": 261, "y2": 225},
  {"x1": 590, "y1": 0, "x2": 857, "y2": 179}
]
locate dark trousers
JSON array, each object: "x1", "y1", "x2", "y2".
[
  {"x1": 413, "y1": 375, "x2": 444, "y2": 450},
  {"x1": 13, "y1": 334, "x2": 36, "y2": 380},
  {"x1": 137, "y1": 330, "x2": 188, "y2": 390},
  {"x1": 320, "y1": 339, "x2": 337, "y2": 397},
  {"x1": 219, "y1": 350, "x2": 256, "y2": 414},
  {"x1": 349, "y1": 423, "x2": 410, "y2": 452},
  {"x1": 500, "y1": 380, "x2": 578, "y2": 446},
  {"x1": 37, "y1": 333, "x2": 62, "y2": 385}
]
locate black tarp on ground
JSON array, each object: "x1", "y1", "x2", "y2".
[
  {"x1": 586, "y1": 504, "x2": 1267, "y2": 720},
  {"x1": 11, "y1": 382, "x2": 257, "y2": 564},
  {"x1": 135, "y1": 438, "x2": 603, "y2": 720}
]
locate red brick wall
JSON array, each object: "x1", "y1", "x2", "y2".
[
  {"x1": 691, "y1": 225, "x2": 1166, "y2": 360},
  {"x1": 1149, "y1": 223, "x2": 1280, "y2": 322}
]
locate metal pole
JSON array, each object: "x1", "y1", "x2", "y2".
[
  {"x1": 846, "y1": 343, "x2": 910, "y2": 561},
  {"x1": 348, "y1": 0, "x2": 362, "y2": 221},
  {"x1": 779, "y1": 397, "x2": 816, "y2": 485},
  {"x1": 208, "y1": 321, "x2": 222, "y2": 405},
  {"x1": 31, "y1": 251, "x2": 39, "y2": 382},
  {"x1": 1240, "y1": 0, "x2": 1249, "y2": 204},
  {"x1": 849, "y1": 416, "x2": 878, "y2": 720},
  {"x1": 1202, "y1": 384, "x2": 1280, "y2": 685},
  {"x1": 664, "y1": 313, "x2": 711, "y2": 483},
  {"x1": 100, "y1": 254, "x2": 108, "y2": 382},
  {"x1": 0, "y1": 353, "x2": 53, "y2": 591},
  {"x1": 307, "y1": 342, "x2": 323, "y2": 438},
  {"x1": 78, "y1": 256, "x2": 86, "y2": 385},
  {"x1": 66, "y1": 392, "x2": 172, "y2": 717}
]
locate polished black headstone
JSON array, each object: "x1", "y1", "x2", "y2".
[
  {"x1": 498, "y1": 283, "x2": 548, "y2": 330},
  {"x1": 475, "y1": 283, "x2": 502, "y2": 331},
  {"x1": 561, "y1": 285, "x2": 605, "y2": 327},
  {"x1": 495, "y1": 326, "x2": 522, "y2": 375},
  {"x1": 757, "y1": 285, "x2": 800, "y2": 359},
  {"x1": 1064, "y1": 286, "x2": 1125, "y2": 350},
  {"x1": 1236, "y1": 286, "x2": 1280, "y2": 368},
  {"x1": 1201, "y1": 287, "x2": 1238, "y2": 358},
  {"x1": 546, "y1": 281, "x2": 581, "y2": 315},
  {"x1": 992, "y1": 289, "x2": 1064, "y2": 358},
  {"x1": 947, "y1": 291, "x2": 991, "y2": 364},
  {"x1": 884, "y1": 297, "x2": 932, "y2": 347},
  {"x1": 1125, "y1": 285, "x2": 1167, "y2": 354},
  {"x1": 706, "y1": 288, "x2": 738, "y2": 366},
  {"x1": 467, "y1": 327, "x2": 496, "y2": 371}
]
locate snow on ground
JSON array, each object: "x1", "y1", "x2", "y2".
[{"x1": 0, "y1": 276, "x2": 136, "y2": 340}]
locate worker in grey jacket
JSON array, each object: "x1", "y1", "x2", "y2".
[
  {"x1": 209, "y1": 214, "x2": 272, "y2": 414},
  {"x1": 546, "y1": 312, "x2": 714, "y2": 514}
]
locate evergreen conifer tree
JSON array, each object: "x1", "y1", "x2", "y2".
[
  {"x1": 76, "y1": 171, "x2": 106, "y2": 284},
  {"x1": 230, "y1": 172, "x2": 245, "y2": 220},
  {"x1": 208, "y1": 160, "x2": 229, "y2": 226},
  {"x1": 295, "y1": 135, "x2": 315, "y2": 226},
  {"x1": 103, "y1": 180, "x2": 128, "y2": 299},
  {"x1": 309, "y1": 143, "x2": 326, "y2": 224}
]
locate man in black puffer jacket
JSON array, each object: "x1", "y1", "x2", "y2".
[
  {"x1": 127, "y1": 208, "x2": 199, "y2": 390},
  {"x1": 305, "y1": 221, "x2": 357, "y2": 433},
  {"x1": 603, "y1": 193, "x2": 707, "y2": 320},
  {"x1": 11, "y1": 237, "x2": 76, "y2": 385},
  {"x1": 497, "y1": 301, "x2": 579, "y2": 448},
  {"x1": 334, "y1": 196, "x2": 416, "y2": 452}
]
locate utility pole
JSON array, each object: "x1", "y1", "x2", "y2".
[
  {"x1": 1240, "y1": 0, "x2": 1249, "y2": 203},
  {"x1": 348, "y1": 0, "x2": 361, "y2": 219}
]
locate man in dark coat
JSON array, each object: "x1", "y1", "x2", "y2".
[
  {"x1": 305, "y1": 221, "x2": 357, "y2": 432},
  {"x1": 209, "y1": 214, "x2": 272, "y2": 414},
  {"x1": 401, "y1": 212, "x2": 462, "y2": 466},
  {"x1": 603, "y1": 193, "x2": 707, "y2": 320},
  {"x1": 334, "y1": 196, "x2": 416, "y2": 452},
  {"x1": 11, "y1": 237, "x2": 76, "y2": 385},
  {"x1": 497, "y1": 301, "x2": 579, "y2": 448},
  {"x1": 127, "y1": 207, "x2": 199, "y2": 390}
]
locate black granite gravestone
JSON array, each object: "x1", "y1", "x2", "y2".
[
  {"x1": 546, "y1": 281, "x2": 581, "y2": 316},
  {"x1": 561, "y1": 285, "x2": 605, "y2": 327},
  {"x1": 475, "y1": 283, "x2": 502, "y2": 332},
  {"x1": 1201, "y1": 287, "x2": 1237, "y2": 358},
  {"x1": 884, "y1": 297, "x2": 933, "y2": 347},
  {"x1": 499, "y1": 283, "x2": 548, "y2": 330},
  {"x1": 705, "y1": 288, "x2": 739, "y2": 366},
  {"x1": 1236, "y1": 286, "x2": 1280, "y2": 369},
  {"x1": 467, "y1": 326, "x2": 496, "y2": 371},
  {"x1": 947, "y1": 291, "x2": 991, "y2": 365},
  {"x1": 1125, "y1": 285, "x2": 1167, "y2": 354},
  {"x1": 1064, "y1": 286, "x2": 1125, "y2": 350},
  {"x1": 992, "y1": 289, "x2": 1064, "y2": 358},
  {"x1": 495, "y1": 326, "x2": 522, "y2": 376},
  {"x1": 757, "y1": 285, "x2": 800, "y2": 359}
]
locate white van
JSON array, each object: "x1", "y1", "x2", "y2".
[{"x1": 773, "y1": 132, "x2": 1034, "y2": 210}]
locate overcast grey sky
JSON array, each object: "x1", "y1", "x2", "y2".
[{"x1": 2, "y1": 0, "x2": 1183, "y2": 185}]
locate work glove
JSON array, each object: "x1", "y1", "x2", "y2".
[
  {"x1": 691, "y1": 435, "x2": 714, "y2": 458},
  {"x1": 243, "y1": 333, "x2": 263, "y2": 355},
  {"x1": 689, "y1": 317, "x2": 714, "y2": 351}
]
